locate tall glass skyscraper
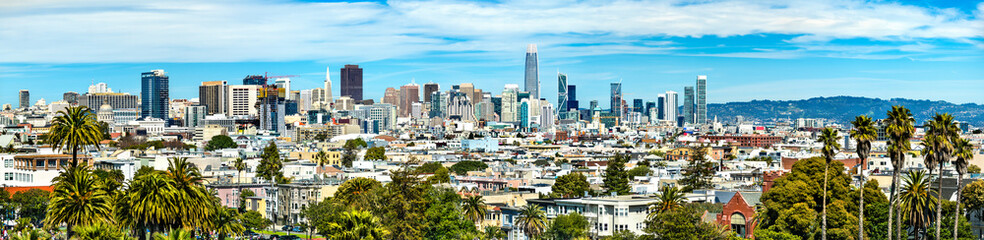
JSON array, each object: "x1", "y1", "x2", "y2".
[
  {"x1": 525, "y1": 44, "x2": 539, "y2": 99},
  {"x1": 633, "y1": 99, "x2": 643, "y2": 113},
  {"x1": 340, "y1": 65, "x2": 364, "y2": 101},
  {"x1": 684, "y1": 86, "x2": 695, "y2": 124},
  {"x1": 566, "y1": 85, "x2": 578, "y2": 111},
  {"x1": 697, "y1": 75, "x2": 707, "y2": 124},
  {"x1": 610, "y1": 82, "x2": 621, "y2": 115},
  {"x1": 557, "y1": 73, "x2": 567, "y2": 117},
  {"x1": 141, "y1": 70, "x2": 169, "y2": 121}
]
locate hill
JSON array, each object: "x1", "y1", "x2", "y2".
[{"x1": 707, "y1": 96, "x2": 984, "y2": 127}]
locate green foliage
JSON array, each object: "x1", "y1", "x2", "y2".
[
  {"x1": 205, "y1": 135, "x2": 237, "y2": 151},
  {"x1": 482, "y1": 226, "x2": 505, "y2": 240},
  {"x1": 45, "y1": 106, "x2": 102, "y2": 163},
  {"x1": 422, "y1": 188, "x2": 477, "y2": 239},
  {"x1": 679, "y1": 146, "x2": 714, "y2": 192},
  {"x1": 383, "y1": 162, "x2": 428, "y2": 240},
  {"x1": 335, "y1": 177, "x2": 382, "y2": 211},
  {"x1": 242, "y1": 210, "x2": 272, "y2": 231},
  {"x1": 416, "y1": 162, "x2": 444, "y2": 174},
  {"x1": 926, "y1": 200, "x2": 975, "y2": 240},
  {"x1": 12, "y1": 189, "x2": 49, "y2": 226},
  {"x1": 10, "y1": 228, "x2": 51, "y2": 240},
  {"x1": 963, "y1": 180, "x2": 984, "y2": 222},
  {"x1": 648, "y1": 185, "x2": 685, "y2": 220},
  {"x1": 605, "y1": 230, "x2": 638, "y2": 240},
  {"x1": 256, "y1": 142, "x2": 283, "y2": 182},
  {"x1": 545, "y1": 212, "x2": 589, "y2": 240},
  {"x1": 627, "y1": 165, "x2": 651, "y2": 178},
  {"x1": 898, "y1": 170, "x2": 935, "y2": 238},
  {"x1": 238, "y1": 189, "x2": 255, "y2": 212},
  {"x1": 968, "y1": 164, "x2": 981, "y2": 174},
  {"x1": 449, "y1": 161, "x2": 488, "y2": 175},
  {"x1": 644, "y1": 203, "x2": 733, "y2": 240},
  {"x1": 532, "y1": 159, "x2": 551, "y2": 167},
  {"x1": 364, "y1": 146, "x2": 387, "y2": 161},
  {"x1": 603, "y1": 154, "x2": 631, "y2": 195},
  {"x1": 516, "y1": 205, "x2": 547, "y2": 239},
  {"x1": 72, "y1": 221, "x2": 125, "y2": 240},
  {"x1": 344, "y1": 138, "x2": 368, "y2": 149},
  {"x1": 45, "y1": 164, "x2": 113, "y2": 237},
  {"x1": 551, "y1": 173, "x2": 590, "y2": 198},
  {"x1": 427, "y1": 167, "x2": 451, "y2": 184},
  {"x1": 753, "y1": 229, "x2": 802, "y2": 240},
  {"x1": 322, "y1": 210, "x2": 389, "y2": 240},
  {"x1": 462, "y1": 195, "x2": 487, "y2": 224},
  {"x1": 153, "y1": 228, "x2": 193, "y2": 240}
]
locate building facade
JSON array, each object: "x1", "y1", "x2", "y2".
[
  {"x1": 199, "y1": 80, "x2": 227, "y2": 115},
  {"x1": 141, "y1": 70, "x2": 170, "y2": 121},
  {"x1": 340, "y1": 65, "x2": 363, "y2": 101},
  {"x1": 525, "y1": 44, "x2": 539, "y2": 99}
]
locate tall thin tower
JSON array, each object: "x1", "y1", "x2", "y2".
[
  {"x1": 324, "y1": 66, "x2": 333, "y2": 105},
  {"x1": 525, "y1": 44, "x2": 539, "y2": 99},
  {"x1": 557, "y1": 72, "x2": 568, "y2": 118},
  {"x1": 696, "y1": 75, "x2": 707, "y2": 124}
]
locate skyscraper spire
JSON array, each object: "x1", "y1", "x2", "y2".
[{"x1": 324, "y1": 65, "x2": 333, "y2": 104}]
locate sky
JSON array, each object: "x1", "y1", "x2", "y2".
[{"x1": 1, "y1": 0, "x2": 982, "y2": 109}]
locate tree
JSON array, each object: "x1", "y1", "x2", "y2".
[
  {"x1": 427, "y1": 167, "x2": 450, "y2": 184},
  {"x1": 234, "y1": 157, "x2": 247, "y2": 183},
  {"x1": 209, "y1": 206, "x2": 245, "y2": 240},
  {"x1": 205, "y1": 135, "x2": 237, "y2": 151},
  {"x1": 462, "y1": 195, "x2": 487, "y2": 224},
  {"x1": 314, "y1": 150, "x2": 329, "y2": 167},
  {"x1": 817, "y1": 127, "x2": 840, "y2": 240},
  {"x1": 679, "y1": 146, "x2": 714, "y2": 192},
  {"x1": 335, "y1": 177, "x2": 382, "y2": 211},
  {"x1": 256, "y1": 142, "x2": 283, "y2": 183},
  {"x1": 342, "y1": 139, "x2": 368, "y2": 168},
  {"x1": 606, "y1": 230, "x2": 638, "y2": 240},
  {"x1": 72, "y1": 221, "x2": 125, "y2": 240},
  {"x1": 323, "y1": 210, "x2": 389, "y2": 240},
  {"x1": 603, "y1": 154, "x2": 630, "y2": 195},
  {"x1": 648, "y1": 185, "x2": 685, "y2": 220},
  {"x1": 551, "y1": 173, "x2": 590, "y2": 198},
  {"x1": 961, "y1": 180, "x2": 984, "y2": 238},
  {"x1": 545, "y1": 212, "x2": 589, "y2": 240},
  {"x1": 968, "y1": 164, "x2": 981, "y2": 174},
  {"x1": 422, "y1": 188, "x2": 477, "y2": 239},
  {"x1": 924, "y1": 113, "x2": 959, "y2": 239},
  {"x1": 951, "y1": 138, "x2": 973, "y2": 240},
  {"x1": 482, "y1": 225, "x2": 505, "y2": 240},
  {"x1": 165, "y1": 157, "x2": 214, "y2": 229},
  {"x1": 153, "y1": 228, "x2": 193, "y2": 240},
  {"x1": 450, "y1": 161, "x2": 489, "y2": 175},
  {"x1": 644, "y1": 203, "x2": 733, "y2": 240},
  {"x1": 46, "y1": 106, "x2": 103, "y2": 165},
  {"x1": 12, "y1": 189, "x2": 49, "y2": 227},
  {"x1": 627, "y1": 166, "x2": 652, "y2": 179},
  {"x1": 899, "y1": 170, "x2": 935, "y2": 240},
  {"x1": 384, "y1": 161, "x2": 428, "y2": 240},
  {"x1": 849, "y1": 115, "x2": 876, "y2": 240},
  {"x1": 242, "y1": 210, "x2": 272, "y2": 231},
  {"x1": 44, "y1": 164, "x2": 113, "y2": 238},
  {"x1": 121, "y1": 171, "x2": 179, "y2": 239},
  {"x1": 516, "y1": 204, "x2": 547, "y2": 239},
  {"x1": 9, "y1": 229, "x2": 50, "y2": 240},
  {"x1": 416, "y1": 162, "x2": 445, "y2": 174},
  {"x1": 885, "y1": 105, "x2": 914, "y2": 240},
  {"x1": 238, "y1": 189, "x2": 255, "y2": 213},
  {"x1": 927, "y1": 200, "x2": 975, "y2": 240},
  {"x1": 364, "y1": 146, "x2": 387, "y2": 161}
]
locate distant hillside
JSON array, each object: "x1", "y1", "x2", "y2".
[{"x1": 707, "y1": 96, "x2": 984, "y2": 126}]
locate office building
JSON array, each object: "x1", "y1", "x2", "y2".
[
  {"x1": 447, "y1": 90, "x2": 476, "y2": 122},
  {"x1": 18, "y1": 90, "x2": 29, "y2": 109},
  {"x1": 382, "y1": 88, "x2": 399, "y2": 106},
  {"x1": 633, "y1": 99, "x2": 643, "y2": 113},
  {"x1": 258, "y1": 85, "x2": 285, "y2": 133},
  {"x1": 141, "y1": 70, "x2": 169, "y2": 121},
  {"x1": 185, "y1": 105, "x2": 207, "y2": 128},
  {"x1": 657, "y1": 94, "x2": 665, "y2": 120},
  {"x1": 88, "y1": 82, "x2": 112, "y2": 94},
  {"x1": 566, "y1": 85, "x2": 578, "y2": 111},
  {"x1": 501, "y1": 84, "x2": 519, "y2": 122},
  {"x1": 227, "y1": 85, "x2": 260, "y2": 117},
  {"x1": 243, "y1": 75, "x2": 266, "y2": 85},
  {"x1": 335, "y1": 96, "x2": 355, "y2": 111},
  {"x1": 697, "y1": 75, "x2": 707, "y2": 124},
  {"x1": 645, "y1": 101, "x2": 655, "y2": 117},
  {"x1": 340, "y1": 65, "x2": 363, "y2": 101},
  {"x1": 683, "y1": 86, "x2": 695, "y2": 124},
  {"x1": 459, "y1": 83, "x2": 475, "y2": 102},
  {"x1": 557, "y1": 73, "x2": 568, "y2": 118},
  {"x1": 519, "y1": 100, "x2": 530, "y2": 130},
  {"x1": 663, "y1": 91, "x2": 678, "y2": 122},
  {"x1": 274, "y1": 78, "x2": 291, "y2": 100},
  {"x1": 79, "y1": 93, "x2": 139, "y2": 110},
  {"x1": 540, "y1": 103, "x2": 554, "y2": 131},
  {"x1": 324, "y1": 66, "x2": 333, "y2": 104},
  {"x1": 63, "y1": 92, "x2": 79, "y2": 105},
  {"x1": 429, "y1": 91, "x2": 443, "y2": 118},
  {"x1": 525, "y1": 44, "x2": 539, "y2": 99},
  {"x1": 299, "y1": 90, "x2": 313, "y2": 113},
  {"x1": 199, "y1": 81, "x2": 227, "y2": 115},
  {"x1": 423, "y1": 82, "x2": 439, "y2": 102},
  {"x1": 610, "y1": 82, "x2": 621, "y2": 115},
  {"x1": 399, "y1": 82, "x2": 419, "y2": 117}
]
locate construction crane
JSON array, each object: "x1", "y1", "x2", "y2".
[{"x1": 263, "y1": 72, "x2": 300, "y2": 79}]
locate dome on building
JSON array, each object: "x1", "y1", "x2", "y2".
[{"x1": 99, "y1": 99, "x2": 113, "y2": 112}]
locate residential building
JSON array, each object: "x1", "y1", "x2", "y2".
[
  {"x1": 663, "y1": 91, "x2": 678, "y2": 122},
  {"x1": 185, "y1": 105, "x2": 207, "y2": 128}
]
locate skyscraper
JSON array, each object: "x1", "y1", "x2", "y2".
[
  {"x1": 557, "y1": 73, "x2": 568, "y2": 118},
  {"x1": 566, "y1": 85, "x2": 578, "y2": 112},
  {"x1": 324, "y1": 66, "x2": 333, "y2": 104},
  {"x1": 663, "y1": 91, "x2": 678, "y2": 122},
  {"x1": 696, "y1": 75, "x2": 707, "y2": 124},
  {"x1": 199, "y1": 81, "x2": 227, "y2": 115},
  {"x1": 340, "y1": 65, "x2": 364, "y2": 101},
  {"x1": 657, "y1": 94, "x2": 665, "y2": 120},
  {"x1": 683, "y1": 86, "x2": 694, "y2": 124},
  {"x1": 274, "y1": 78, "x2": 291, "y2": 99},
  {"x1": 88, "y1": 82, "x2": 112, "y2": 94},
  {"x1": 501, "y1": 84, "x2": 519, "y2": 122},
  {"x1": 227, "y1": 85, "x2": 260, "y2": 117},
  {"x1": 141, "y1": 70, "x2": 169, "y2": 121},
  {"x1": 184, "y1": 105, "x2": 207, "y2": 128},
  {"x1": 633, "y1": 99, "x2": 643, "y2": 113},
  {"x1": 63, "y1": 92, "x2": 79, "y2": 105},
  {"x1": 382, "y1": 88, "x2": 399, "y2": 106},
  {"x1": 242, "y1": 75, "x2": 266, "y2": 85},
  {"x1": 399, "y1": 81, "x2": 420, "y2": 117},
  {"x1": 423, "y1": 82, "x2": 439, "y2": 102},
  {"x1": 18, "y1": 90, "x2": 29, "y2": 109},
  {"x1": 645, "y1": 101, "x2": 655, "y2": 117},
  {"x1": 525, "y1": 44, "x2": 539, "y2": 99},
  {"x1": 610, "y1": 82, "x2": 621, "y2": 115},
  {"x1": 459, "y1": 83, "x2": 475, "y2": 102}
]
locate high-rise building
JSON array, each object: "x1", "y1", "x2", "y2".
[
  {"x1": 633, "y1": 99, "x2": 643, "y2": 113},
  {"x1": 423, "y1": 82, "x2": 439, "y2": 102},
  {"x1": 429, "y1": 91, "x2": 443, "y2": 118},
  {"x1": 519, "y1": 99, "x2": 530, "y2": 130},
  {"x1": 274, "y1": 78, "x2": 291, "y2": 100},
  {"x1": 557, "y1": 73, "x2": 568, "y2": 118},
  {"x1": 299, "y1": 90, "x2": 313, "y2": 113},
  {"x1": 566, "y1": 85, "x2": 578, "y2": 111},
  {"x1": 242, "y1": 75, "x2": 266, "y2": 85},
  {"x1": 382, "y1": 88, "x2": 399, "y2": 106},
  {"x1": 683, "y1": 86, "x2": 694, "y2": 124},
  {"x1": 80, "y1": 93, "x2": 139, "y2": 110},
  {"x1": 525, "y1": 44, "x2": 539, "y2": 99},
  {"x1": 399, "y1": 81, "x2": 420, "y2": 117},
  {"x1": 88, "y1": 82, "x2": 112, "y2": 94},
  {"x1": 185, "y1": 105, "x2": 207, "y2": 128},
  {"x1": 657, "y1": 94, "x2": 665, "y2": 120},
  {"x1": 227, "y1": 85, "x2": 260, "y2": 117},
  {"x1": 610, "y1": 82, "x2": 621, "y2": 115},
  {"x1": 501, "y1": 84, "x2": 519, "y2": 122},
  {"x1": 63, "y1": 92, "x2": 79, "y2": 105},
  {"x1": 664, "y1": 91, "x2": 678, "y2": 122},
  {"x1": 590, "y1": 100, "x2": 598, "y2": 110},
  {"x1": 447, "y1": 90, "x2": 476, "y2": 122},
  {"x1": 459, "y1": 83, "x2": 475, "y2": 101},
  {"x1": 199, "y1": 81, "x2": 227, "y2": 115},
  {"x1": 258, "y1": 85, "x2": 285, "y2": 132},
  {"x1": 645, "y1": 101, "x2": 656, "y2": 117},
  {"x1": 696, "y1": 75, "x2": 707, "y2": 124},
  {"x1": 324, "y1": 66, "x2": 334, "y2": 104},
  {"x1": 340, "y1": 65, "x2": 364, "y2": 101},
  {"x1": 141, "y1": 70, "x2": 169, "y2": 121},
  {"x1": 335, "y1": 96, "x2": 355, "y2": 111},
  {"x1": 18, "y1": 90, "x2": 29, "y2": 109}
]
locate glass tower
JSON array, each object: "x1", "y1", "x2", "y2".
[
  {"x1": 141, "y1": 70, "x2": 169, "y2": 121},
  {"x1": 525, "y1": 44, "x2": 539, "y2": 99}
]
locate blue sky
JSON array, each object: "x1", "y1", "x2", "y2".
[{"x1": 1, "y1": 0, "x2": 982, "y2": 108}]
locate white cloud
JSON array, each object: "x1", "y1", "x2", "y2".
[{"x1": 0, "y1": 0, "x2": 980, "y2": 63}]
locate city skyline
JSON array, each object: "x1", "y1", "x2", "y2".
[{"x1": 1, "y1": 0, "x2": 983, "y2": 106}]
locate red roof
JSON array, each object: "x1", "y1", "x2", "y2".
[{"x1": 5, "y1": 186, "x2": 54, "y2": 194}]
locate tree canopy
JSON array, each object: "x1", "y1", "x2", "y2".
[
  {"x1": 449, "y1": 161, "x2": 488, "y2": 175},
  {"x1": 204, "y1": 135, "x2": 236, "y2": 151},
  {"x1": 551, "y1": 173, "x2": 590, "y2": 198},
  {"x1": 603, "y1": 154, "x2": 631, "y2": 195}
]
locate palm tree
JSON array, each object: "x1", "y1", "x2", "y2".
[
  {"x1": 899, "y1": 170, "x2": 936, "y2": 240},
  {"x1": 516, "y1": 204, "x2": 547, "y2": 239},
  {"x1": 885, "y1": 105, "x2": 915, "y2": 240},
  {"x1": 315, "y1": 150, "x2": 329, "y2": 167},
  {"x1": 209, "y1": 206, "x2": 245, "y2": 240},
  {"x1": 951, "y1": 138, "x2": 972, "y2": 240},
  {"x1": 234, "y1": 157, "x2": 246, "y2": 184},
  {"x1": 46, "y1": 106, "x2": 104, "y2": 165},
  {"x1": 165, "y1": 157, "x2": 214, "y2": 229},
  {"x1": 123, "y1": 172, "x2": 179, "y2": 240},
  {"x1": 647, "y1": 185, "x2": 685, "y2": 220},
  {"x1": 849, "y1": 115, "x2": 876, "y2": 239},
  {"x1": 44, "y1": 164, "x2": 113, "y2": 238},
  {"x1": 9, "y1": 229, "x2": 50, "y2": 240},
  {"x1": 324, "y1": 210, "x2": 389, "y2": 240},
  {"x1": 72, "y1": 221, "x2": 125, "y2": 240},
  {"x1": 817, "y1": 127, "x2": 841, "y2": 240},
  {"x1": 924, "y1": 113, "x2": 958, "y2": 238},
  {"x1": 482, "y1": 225, "x2": 505, "y2": 240},
  {"x1": 335, "y1": 177, "x2": 382, "y2": 210},
  {"x1": 462, "y1": 195, "x2": 488, "y2": 224},
  {"x1": 153, "y1": 228, "x2": 194, "y2": 240}
]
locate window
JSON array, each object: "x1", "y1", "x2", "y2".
[
  {"x1": 730, "y1": 213, "x2": 747, "y2": 236},
  {"x1": 615, "y1": 207, "x2": 629, "y2": 217}
]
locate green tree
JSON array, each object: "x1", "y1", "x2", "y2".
[
  {"x1": 962, "y1": 180, "x2": 984, "y2": 228},
  {"x1": 679, "y1": 146, "x2": 714, "y2": 192},
  {"x1": 450, "y1": 161, "x2": 489, "y2": 175},
  {"x1": 927, "y1": 200, "x2": 975, "y2": 240},
  {"x1": 209, "y1": 206, "x2": 245, "y2": 240},
  {"x1": 10, "y1": 229, "x2": 50, "y2": 240},
  {"x1": 323, "y1": 210, "x2": 389, "y2": 240},
  {"x1": 256, "y1": 142, "x2": 283, "y2": 182},
  {"x1": 416, "y1": 162, "x2": 445, "y2": 174},
  {"x1": 885, "y1": 105, "x2": 915, "y2": 240},
  {"x1": 384, "y1": 161, "x2": 428, "y2": 240},
  {"x1": 234, "y1": 157, "x2": 247, "y2": 183},
  {"x1": 849, "y1": 115, "x2": 876, "y2": 240},
  {"x1": 241, "y1": 210, "x2": 271, "y2": 231},
  {"x1": 335, "y1": 177, "x2": 382, "y2": 211},
  {"x1": 422, "y1": 188, "x2": 477, "y2": 239},
  {"x1": 46, "y1": 106, "x2": 103, "y2": 165},
  {"x1": 12, "y1": 189, "x2": 49, "y2": 227},
  {"x1": 364, "y1": 146, "x2": 387, "y2": 161},
  {"x1": 427, "y1": 167, "x2": 450, "y2": 184},
  {"x1": 44, "y1": 164, "x2": 113, "y2": 238},
  {"x1": 120, "y1": 171, "x2": 179, "y2": 239},
  {"x1": 552, "y1": 173, "x2": 590, "y2": 198},
  {"x1": 238, "y1": 189, "x2": 255, "y2": 213},
  {"x1": 72, "y1": 221, "x2": 125, "y2": 240},
  {"x1": 951, "y1": 138, "x2": 973, "y2": 240},
  {"x1": 753, "y1": 229, "x2": 802, "y2": 240},
  {"x1": 644, "y1": 203, "x2": 733, "y2": 240},
  {"x1": 482, "y1": 225, "x2": 505, "y2": 240},
  {"x1": 342, "y1": 139, "x2": 368, "y2": 168},
  {"x1": 314, "y1": 150, "x2": 329, "y2": 167},
  {"x1": 606, "y1": 230, "x2": 638, "y2": 240},
  {"x1": 924, "y1": 113, "x2": 959, "y2": 238},
  {"x1": 603, "y1": 154, "x2": 630, "y2": 195},
  {"x1": 205, "y1": 135, "x2": 237, "y2": 151},
  {"x1": 516, "y1": 204, "x2": 547, "y2": 239},
  {"x1": 153, "y1": 228, "x2": 193, "y2": 240},
  {"x1": 165, "y1": 157, "x2": 214, "y2": 229},
  {"x1": 546, "y1": 212, "x2": 589, "y2": 240},
  {"x1": 899, "y1": 170, "x2": 935, "y2": 240},
  {"x1": 648, "y1": 185, "x2": 685, "y2": 220},
  {"x1": 627, "y1": 165, "x2": 652, "y2": 179},
  {"x1": 967, "y1": 164, "x2": 980, "y2": 174},
  {"x1": 462, "y1": 195, "x2": 487, "y2": 224},
  {"x1": 817, "y1": 127, "x2": 840, "y2": 240}
]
